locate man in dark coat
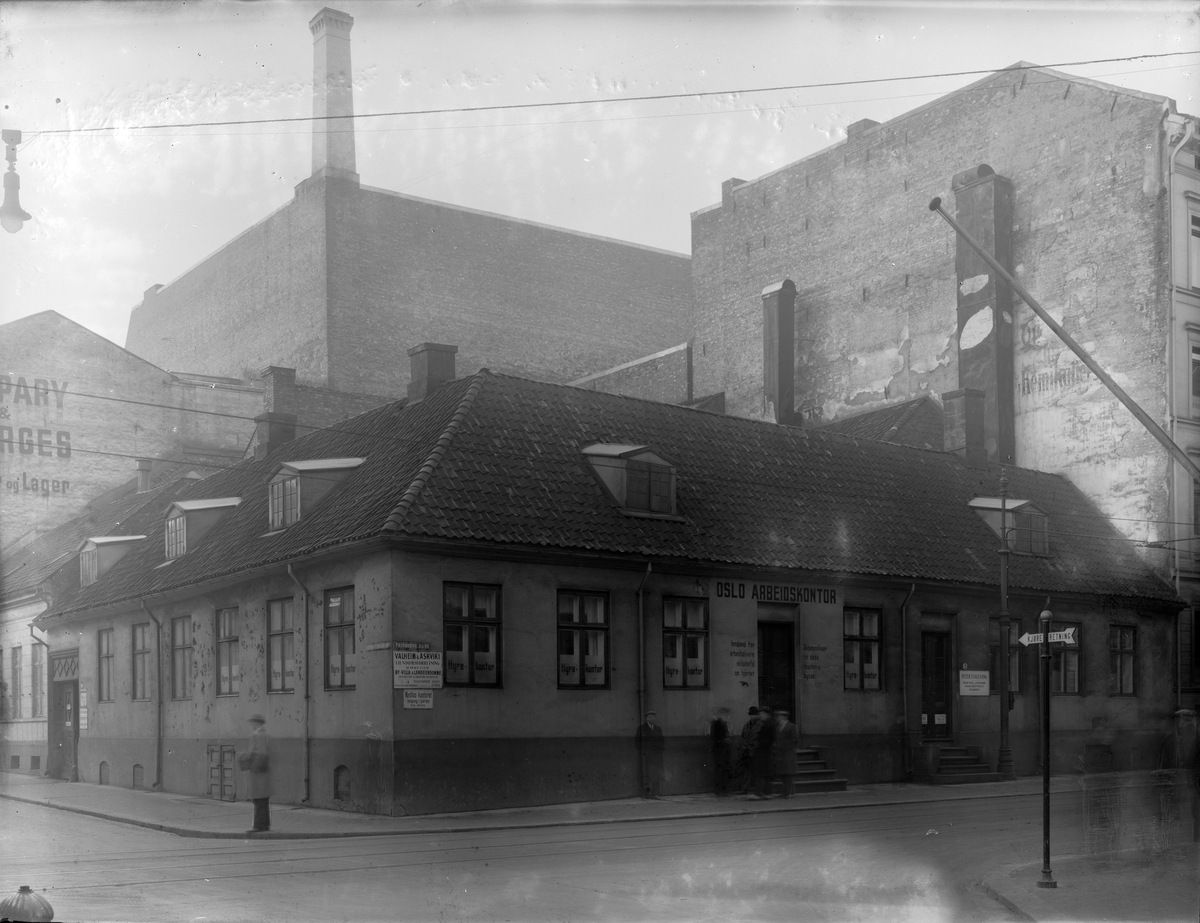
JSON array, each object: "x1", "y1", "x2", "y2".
[
  {"x1": 244, "y1": 714, "x2": 272, "y2": 834},
  {"x1": 636, "y1": 710, "x2": 665, "y2": 798},
  {"x1": 750, "y1": 705, "x2": 776, "y2": 798},
  {"x1": 771, "y1": 709, "x2": 799, "y2": 798},
  {"x1": 709, "y1": 706, "x2": 732, "y2": 796},
  {"x1": 738, "y1": 706, "x2": 762, "y2": 794}
]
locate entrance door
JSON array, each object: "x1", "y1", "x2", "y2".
[
  {"x1": 757, "y1": 622, "x2": 795, "y2": 718},
  {"x1": 51, "y1": 681, "x2": 79, "y2": 781},
  {"x1": 921, "y1": 632, "x2": 952, "y2": 739},
  {"x1": 208, "y1": 745, "x2": 236, "y2": 801}
]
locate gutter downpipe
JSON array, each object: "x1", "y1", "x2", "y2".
[
  {"x1": 1168, "y1": 115, "x2": 1195, "y2": 711},
  {"x1": 899, "y1": 583, "x2": 916, "y2": 779},
  {"x1": 140, "y1": 601, "x2": 164, "y2": 791},
  {"x1": 287, "y1": 564, "x2": 312, "y2": 804},
  {"x1": 637, "y1": 563, "x2": 652, "y2": 726}
]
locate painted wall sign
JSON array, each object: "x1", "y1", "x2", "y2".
[
  {"x1": 402, "y1": 689, "x2": 434, "y2": 709},
  {"x1": 393, "y1": 650, "x2": 443, "y2": 689},
  {"x1": 715, "y1": 580, "x2": 837, "y2": 604},
  {"x1": 959, "y1": 670, "x2": 990, "y2": 696},
  {"x1": 728, "y1": 638, "x2": 757, "y2": 683},
  {"x1": 802, "y1": 644, "x2": 827, "y2": 681}
]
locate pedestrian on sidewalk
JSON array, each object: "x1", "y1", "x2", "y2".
[
  {"x1": 770, "y1": 709, "x2": 798, "y2": 799},
  {"x1": 240, "y1": 714, "x2": 272, "y2": 834},
  {"x1": 1161, "y1": 708, "x2": 1199, "y2": 842},
  {"x1": 738, "y1": 705, "x2": 762, "y2": 794},
  {"x1": 709, "y1": 706, "x2": 732, "y2": 796},
  {"x1": 750, "y1": 705, "x2": 776, "y2": 798},
  {"x1": 636, "y1": 710, "x2": 665, "y2": 798}
]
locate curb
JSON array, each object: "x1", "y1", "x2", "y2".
[
  {"x1": 976, "y1": 879, "x2": 1036, "y2": 922},
  {"x1": 0, "y1": 781, "x2": 1081, "y2": 840}
]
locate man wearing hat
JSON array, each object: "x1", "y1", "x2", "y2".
[
  {"x1": 636, "y1": 710, "x2": 665, "y2": 798},
  {"x1": 243, "y1": 714, "x2": 272, "y2": 834}
]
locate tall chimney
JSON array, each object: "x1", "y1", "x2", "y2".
[
  {"x1": 254, "y1": 412, "x2": 298, "y2": 462},
  {"x1": 943, "y1": 388, "x2": 987, "y2": 468},
  {"x1": 309, "y1": 7, "x2": 358, "y2": 181},
  {"x1": 952, "y1": 163, "x2": 1014, "y2": 465},
  {"x1": 136, "y1": 458, "x2": 153, "y2": 493},
  {"x1": 407, "y1": 343, "x2": 458, "y2": 403},
  {"x1": 762, "y1": 279, "x2": 797, "y2": 425}
]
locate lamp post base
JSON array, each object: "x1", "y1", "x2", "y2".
[
  {"x1": 1037, "y1": 869, "x2": 1057, "y2": 889},
  {"x1": 997, "y1": 746, "x2": 1014, "y2": 779}
]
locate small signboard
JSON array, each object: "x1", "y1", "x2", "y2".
[
  {"x1": 78, "y1": 706, "x2": 88, "y2": 730},
  {"x1": 1048, "y1": 629, "x2": 1077, "y2": 644},
  {"x1": 934, "y1": 714, "x2": 947, "y2": 725},
  {"x1": 393, "y1": 650, "x2": 443, "y2": 689},
  {"x1": 1018, "y1": 632, "x2": 1044, "y2": 647},
  {"x1": 402, "y1": 689, "x2": 434, "y2": 709},
  {"x1": 959, "y1": 670, "x2": 989, "y2": 696}
]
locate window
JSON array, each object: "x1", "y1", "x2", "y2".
[
  {"x1": 97, "y1": 630, "x2": 113, "y2": 702},
  {"x1": 325, "y1": 588, "x2": 356, "y2": 690},
  {"x1": 663, "y1": 597, "x2": 708, "y2": 688},
  {"x1": 269, "y1": 598, "x2": 296, "y2": 693},
  {"x1": 31, "y1": 644, "x2": 44, "y2": 717},
  {"x1": 1109, "y1": 625, "x2": 1136, "y2": 695},
  {"x1": 269, "y1": 475, "x2": 300, "y2": 529},
  {"x1": 557, "y1": 591, "x2": 609, "y2": 688},
  {"x1": 443, "y1": 583, "x2": 501, "y2": 687},
  {"x1": 216, "y1": 608, "x2": 239, "y2": 696},
  {"x1": 844, "y1": 608, "x2": 882, "y2": 690},
  {"x1": 80, "y1": 547, "x2": 98, "y2": 586},
  {"x1": 627, "y1": 460, "x2": 672, "y2": 514},
  {"x1": 1010, "y1": 509, "x2": 1049, "y2": 555},
  {"x1": 989, "y1": 619, "x2": 1022, "y2": 694},
  {"x1": 9, "y1": 647, "x2": 21, "y2": 718},
  {"x1": 1049, "y1": 621, "x2": 1081, "y2": 694},
  {"x1": 132, "y1": 624, "x2": 150, "y2": 701},
  {"x1": 1192, "y1": 346, "x2": 1200, "y2": 417},
  {"x1": 165, "y1": 512, "x2": 186, "y2": 559},
  {"x1": 171, "y1": 617, "x2": 192, "y2": 699},
  {"x1": 1189, "y1": 208, "x2": 1200, "y2": 290}
]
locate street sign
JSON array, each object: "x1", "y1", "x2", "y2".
[
  {"x1": 1018, "y1": 632, "x2": 1043, "y2": 647},
  {"x1": 1018, "y1": 628, "x2": 1077, "y2": 647}
]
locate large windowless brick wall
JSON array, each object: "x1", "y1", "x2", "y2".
[
  {"x1": 126, "y1": 174, "x2": 691, "y2": 397},
  {"x1": 690, "y1": 65, "x2": 1175, "y2": 553}
]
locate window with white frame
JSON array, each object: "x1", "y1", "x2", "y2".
[
  {"x1": 165, "y1": 513, "x2": 186, "y2": 559},
  {"x1": 80, "y1": 547, "x2": 98, "y2": 587},
  {"x1": 325, "y1": 588, "x2": 356, "y2": 690},
  {"x1": 269, "y1": 475, "x2": 300, "y2": 529},
  {"x1": 132, "y1": 624, "x2": 150, "y2": 701},
  {"x1": 443, "y1": 583, "x2": 502, "y2": 687},
  {"x1": 557, "y1": 591, "x2": 609, "y2": 688},
  {"x1": 1109, "y1": 625, "x2": 1136, "y2": 695},
  {"x1": 31, "y1": 644, "x2": 44, "y2": 718},
  {"x1": 171, "y1": 617, "x2": 192, "y2": 699},
  {"x1": 9, "y1": 647, "x2": 21, "y2": 718},
  {"x1": 216, "y1": 608, "x2": 239, "y2": 696},
  {"x1": 97, "y1": 630, "x2": 113, "y2": 702},
  {"x1": 1050, "y1": 620, "x2": 1081, "y2": 694},
  {"x1": 1189, "y1": 206, "x2": 1200, "y2": 290},
  {"x1": 663, "y1": 597, "x2": 708, "y2": 688},
  {"x1": 269, "y1": 598, "x2": 296, "y2": 693},
  {"x1": 989, "y1": 618, "x2": 1022, "y2": 694},
  {"x1": 844, "y1": 608, "x2": 882, "y2": 690}
]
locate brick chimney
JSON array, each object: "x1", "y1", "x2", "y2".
[
  {"x1": 309, "y1": 7, "x2": 358, "y2": 182},
  {"x1": 943, "y1": 388, "x2": 987, "y2": 468},
  {"x1": 762, "y1": 280, "x2": 797, "y2": 425},
  {"x1": 260, "y1": 366, "x2": 298, "y2": 416},
  {"x1": 136, "y1": 458, "x2": 152, "y2": 493},
  {"x1": 254, "y1": 412, "x2": 298, "y2": 461},
  {"x1": 407, "y1": 343, "x2": 458, "y2": 403},
  {"x1": 721, "y1": 177, "x2": 746, "y2": 210}
]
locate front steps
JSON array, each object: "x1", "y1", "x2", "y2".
[
  {"x1": 926, "y1": 743, "x2": 1002, "y2": 784},
  {"x1": 768, "y1": 746, "x2": 848, "y2": 794}
]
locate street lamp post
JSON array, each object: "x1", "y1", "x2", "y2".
[
  {"x1": 997, "y1": 470, "x2": 1014, "y2": 778},
  {"x1": 1037, "y1": 606, "x2": 1057, "y2": 889}
]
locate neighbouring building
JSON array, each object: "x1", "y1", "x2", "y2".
[
  {"x1": 33, "y1": 346, "x2": 1181, "y2": 815},
  {"x1": 674, "y1": 64, "x2": 1200, "y2": 708},
  {"x1": 123, "y1": 7, "x2": 691, "y2": 398}
]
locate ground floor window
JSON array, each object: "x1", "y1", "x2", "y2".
[
  {"x1": 171, "y1": 617, "x2": 192, "y2": 699},
  {"x1": 325, "y1": 588, "x2": 356, "y2": 690},
  {"x1": 97, "y1": 631, "x2": 113, "y2": 702},
  {"x1": 269, "y1": 598, "x2": 295, "y2": 693},
  {"x1": 1050, "y1": 621, "x2": 1081, "y2": 694},
  {"x1": 989, "y1": 618, "x2": 1022, "y2": 694},
  {"x1": 216, "y1": 607, "x2": 239, "y2": 696},
  {"x1": 444, "y1": 583, "x2": 501, "y2": 686},
  {"x1": 843, "y1": 608, "x2": 881, "y2": 690},
  {"x1": 557, "y1": 591, "x2": 608, "y2": 688},
  {"x1": 663, "y1": 598, "x2": 708, "y2": 688},
  {"x1": 1108, "y1": 625, "x2": 1135, "y2": 695}
]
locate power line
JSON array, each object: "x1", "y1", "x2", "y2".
[{"x1": 25, "y1": 52, "x2": 1198, "y2": 137}]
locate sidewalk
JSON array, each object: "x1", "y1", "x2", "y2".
[{"x1": 2, "y1": 770, "x2": 1197, "y2": 921}]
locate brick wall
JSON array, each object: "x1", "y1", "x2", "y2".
[
  {"x1": 325, "y1": 184, "x2": 691, "y2": 394},
  {"x1": 569, "y1": 342, "x2": 691, "y2": 404},
  {"x1": 691, "y1": 68, "x2": 1172, "y2": 549}
]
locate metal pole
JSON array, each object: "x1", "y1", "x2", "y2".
[
  {"x1": 1038, "y1": 606, "x2": 1056, "y2": 888},
  {"x1": 929, "y1": 197, "x2": 1200, "y2": 485},
  {"x1": 998, "y1": 470, "x2": 1014, "y2": 778}
]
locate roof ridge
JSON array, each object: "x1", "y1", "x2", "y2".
[
  {"x1": 381, "y1": 372, "x2": 489, "y2": 533},
  {"x1": 882, "y1": 395, "x2": 933, "y2": 444}
]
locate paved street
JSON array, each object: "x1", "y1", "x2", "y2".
[{"x1": 7, "y1": 786, "x2": 1187, "y2": 923}]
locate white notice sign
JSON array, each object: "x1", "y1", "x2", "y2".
[
  {"x1": 393, "y1": 650, "x2": 443, "y2": 689},
  {"x1": 959, "y1": 670, "x2": 989, "y2": 696},
  {"x1": 402, "y1": 689, "x2": 434, "y2": 709}
]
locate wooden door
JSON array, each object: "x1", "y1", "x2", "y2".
[
  {"x1": 921, "y1": 632, "x2": 952, "y2": 738},
  {"x1": 757, "y1": 621, "x2": 796, "y2": 718}
]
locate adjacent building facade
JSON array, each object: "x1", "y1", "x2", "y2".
[{"x1": 34, "y1": 352, "x2": 1180, "y2": 814}]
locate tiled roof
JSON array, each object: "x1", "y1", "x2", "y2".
[
  {"x1": 818, "y1": 396, "x2": 944, "y2": 450},
  {"x1": 39, "y1": 371, "x2": 1178, "y2": 623}
]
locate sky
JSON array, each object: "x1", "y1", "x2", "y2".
[{"x1": 0, "y1": 0, "x2": 1197, "y2": 348}]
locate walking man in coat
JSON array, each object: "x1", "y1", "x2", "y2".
[
  {"x1": 751, "y1": 705, "x2": 776, "y2": 798},
  {"x1": 771, "y1": 709, "x2": 799, "y2": 799},
  {"x1": 709, "y1": 706, "x2": 732, "y2": 796},
  {"x1": 244, "y1": 714, "x2": 272, "y2": 834},
  {"x1": 636, "y1": 710, "x2": 665, "y2": 798},
  {"x1": 738, "y1": 705, "x2": 762, "y2": 794}
]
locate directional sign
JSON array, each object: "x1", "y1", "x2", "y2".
[
  {"x1": 1048, "y1": 628, "x2": 1076, "y2": 645},
  {"x1": 1018, "y1": 632, "x2": 1043, "y2": 647}
]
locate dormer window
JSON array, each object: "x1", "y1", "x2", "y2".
[
  {"x1": 968, "y1": 497, "x2": 1050, "y2": 555},
  {"x1": 79, "y1": 536, "x2": 147, "y2": 586},
  {"x1": 583, "y1": 443, "x2": 678, "y2": 517},
  {"x1": 164, "y1": 498, "x2": 241, "y2": 560},
  {"x1": 266, "y1": 458, "x2": 364, "y2": 531}
]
